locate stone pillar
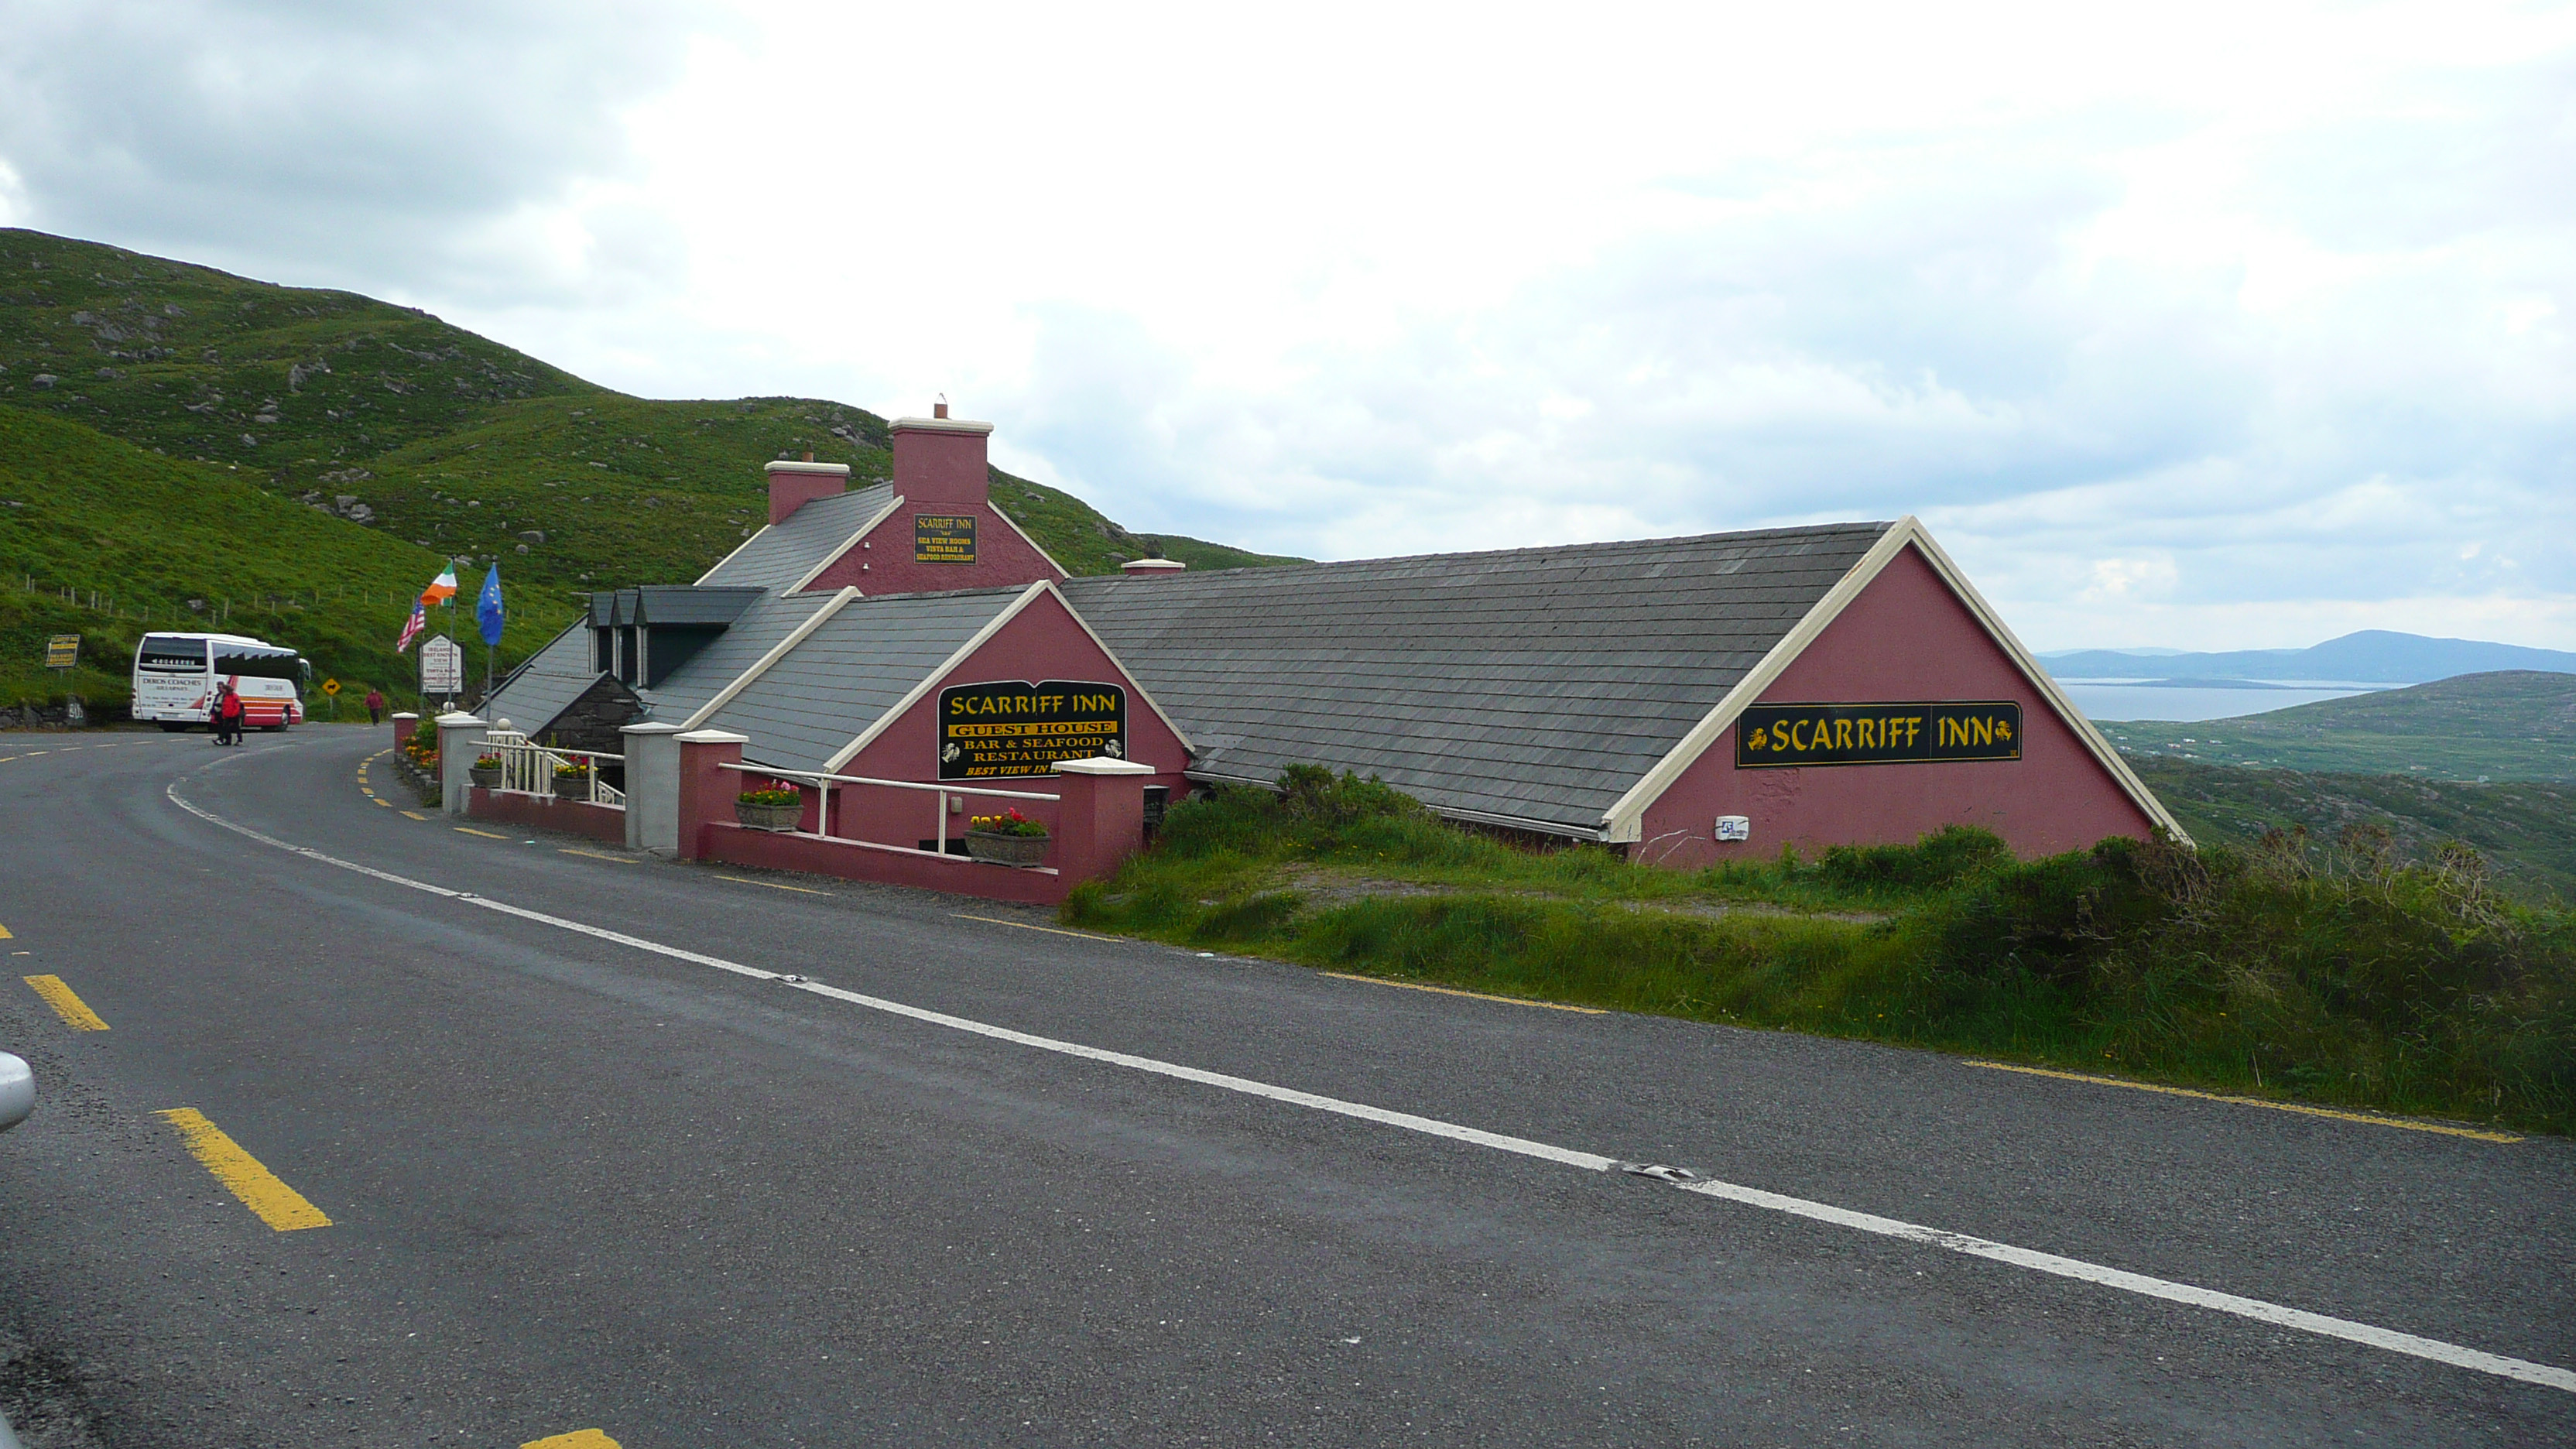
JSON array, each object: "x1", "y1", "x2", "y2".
[
  {"x1": 435, "y1": 713, "x2": 488, "y2": 816},
  {"x1": 390, "y1": 711, "x2": 419, "y2": 756},
  {"x1": 620, "y1": 721, "x2": 686, "y2": 855},
  {"x1": 673, "y1": 730, "x2": 748, "y2": 861},
  {"x1": 1050, "y1": 757, "x2": 1156, "y2": 884}
]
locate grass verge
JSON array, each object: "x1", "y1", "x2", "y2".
[{"x1": 1066, "y1": 766, "x2": 2575, "y2": 1136}]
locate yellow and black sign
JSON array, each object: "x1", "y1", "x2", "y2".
[
  {"x1": 45, "y1": 635, "x2": 78, "y2": 670},
  {"x1": 939, "y1": 679, "x2": 1126, "y2": 779},
  {"x1": 1735, "y1": 701, "x2": 2022, "y2": 768},
  {"x1": 320, "y1": 678, "x2": 341, "y2": 697},
  {"x1": 914, "y1": 512, "x2": 977, "y2": 564}
]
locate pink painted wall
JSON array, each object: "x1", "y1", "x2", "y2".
[
  {"x1": 822, "y1": 589, "x2": 1189, "y2": 855},
  {"x1": 799, "y1": 501, "x2": 1064, "y2": 597},
  {"x1": 468, "y1": 788, "x2": 627, "y2": 845},
  {"x1": 704, "y1": 824, "x2": 1070, "y2": 905},
  {"x1": 1636, "y1": 544, "x2": 2158, "y2": 868}
]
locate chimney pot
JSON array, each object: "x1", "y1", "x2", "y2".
[{"x1": 933, "y1": 399, "x2": 950, "y2": 419}]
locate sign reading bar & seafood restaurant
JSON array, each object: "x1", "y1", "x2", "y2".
[
  {"x1": 1735, "y1": 701, "x2": 2022, "y2": 768},
  {"x1": 937, "y1": 680, "x2": 1125, "y2": 779}
]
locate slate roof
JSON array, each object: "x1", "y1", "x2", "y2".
[
  {"x1": 1062, "y1": 523, "x2": 1893, "y2": 834},
  {"x1": 632, "y1": 591, "x2": 841, "y2": 727},
  {"x1": 700, "y1": 587, "x2": 1029, "y2": 772},
  {"x1": 481, "y1": 621, "x2": 602, "y2": 737},
  {"x1": 696, "y1": 484, "x2": 894, "y2": 591},
  {"x1": 589, "y1": 584, "x2": 765, "y2": 627}
]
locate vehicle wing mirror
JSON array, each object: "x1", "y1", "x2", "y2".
[{"x1": 0, "y1": 1053, "x2": 30, "y2": 1134}]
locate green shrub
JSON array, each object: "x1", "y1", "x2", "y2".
[{"x1": 1820, "y1": 824, "x2": 2012, "y2": 891}]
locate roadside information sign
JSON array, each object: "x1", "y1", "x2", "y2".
[
  {"x1": 420, "y1": 635, "x2": 464, "y2": 694},
  {"x1": 320, "y1": 678, "x2": 341, "y2": 697},
  {"x1": 46, "y1": 635, "x2": 78, "y2": 670}
]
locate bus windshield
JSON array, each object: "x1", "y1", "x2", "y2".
[{"x1": 136, "y1": 635, "x2": 210, "y2": 671}]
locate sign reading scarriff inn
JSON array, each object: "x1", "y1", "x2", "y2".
[
  {"x1": 938, "y1": 679, "x2": 1126, "y2": 779},
  {"x1": 1735, "y1": 701, "x2": 2022, "y2": 769},
  {"x1": 914, "y1": 513, "x2": 977, "y2": 564}
]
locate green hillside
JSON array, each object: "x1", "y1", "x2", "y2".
[
  {"x1": 0, "y1": 405, "x2": 481, "y2": 711},
  {"x1": 2130, "y1": 755, "x2": 2576, "y2": 903},
  {"x1": 0, "y1": 227, "x2": 1302, "y2": 629},
  {"x1": 2101, "y1": 671, "x2": 2576, "y2": 783}
]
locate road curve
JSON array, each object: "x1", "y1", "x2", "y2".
[{"x1": 0, "y1": 724, "x2": 2568, "y2": 1447}]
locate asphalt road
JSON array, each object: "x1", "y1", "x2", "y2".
[{"x1": 0, "y1": 724, "x2": 2567, "y2": 1447}]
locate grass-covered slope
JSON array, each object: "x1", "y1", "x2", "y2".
[
  {"x1": 2127, "y1": 755, "x2": 2575, "y2": 903},
  {"x1": 1070, "y1": 769, "x2": 2575, "y2": 1135},
  {"x1": 0, "y1": 405, "x2": 478, "y2": 710},
  {"x1": 2099, "y1": 672, "x2": 2576, "y2": 783},
  {"x1": 0, "y1": 228, "x2": 1304, "y2": 608}
]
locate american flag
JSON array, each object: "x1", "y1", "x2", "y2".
[{"x1": 394, "y1": 601, "x2": 426, "y2": 653}]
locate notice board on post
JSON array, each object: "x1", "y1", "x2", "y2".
[
  {"x1": 914, "y1": 513, "x2": 977, "y2": 564},
  {"x1": 419, "y1": 635, "x2": 464, "y2": 695},
  {"x1": 937, "y1": 679, "x2": 1125, "y2": 779},
  {"x1": 45, "y1": 635, "x2": 79, "y2": 670}
]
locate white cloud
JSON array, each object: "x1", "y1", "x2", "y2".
[{"x1": 1, "y1": 0, "x2": 2571, "y2": 650}]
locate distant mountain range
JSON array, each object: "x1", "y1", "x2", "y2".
[{"x1": 2039, "y1": 630, "x2": 2576, "y2": 684}]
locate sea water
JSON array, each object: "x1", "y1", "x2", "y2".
[{"x1": 2054, "y1": 681, "x2": 2386, "y2": 723}]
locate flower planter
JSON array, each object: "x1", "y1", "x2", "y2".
[
  {"x1": 735, "y1": 800, "x2": 803, "y2": 832},
  {"x1": 552, "y1": 775, "x2": 593, "y2": 802},
  {"x1": 964, "y1": 830, "x2": 1049, "y2": 867},
  {"x1": 469, "y1": 766, "x2": 501, "y2": 791}
]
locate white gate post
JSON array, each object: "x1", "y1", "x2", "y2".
[
  {"x1": 436, "y1": 712, "x2": 488, "y2": 816},
  {"x1": 620, "y1": 721, "x2": 685, "y2": 855}
]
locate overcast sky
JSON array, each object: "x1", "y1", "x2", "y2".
[{"x1": 2, "y1": 2, "x2": 2570, "y2": 651}]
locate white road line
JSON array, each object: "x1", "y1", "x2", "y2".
[{"x1": 160, "y1": 776, "x2": 2576, "y2": 1396}]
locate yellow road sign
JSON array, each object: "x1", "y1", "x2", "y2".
[
  {"x1": 46, "y1": 635, "x2": 78, "y2": 669},
  {"x1": 320, "y1": 678, "x2": 342, "y2": 696}
]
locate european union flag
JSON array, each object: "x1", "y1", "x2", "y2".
[{"x1": 476, "y1": 564, "x2": 505, "y2": 647}]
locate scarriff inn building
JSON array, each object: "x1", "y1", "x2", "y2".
[{"x1": 484, "y1": 408, "x2": 2180, "y2": 868}]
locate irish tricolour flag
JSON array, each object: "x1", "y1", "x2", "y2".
[{"x1": 418, "y1": 564, "x2": 460, "y2": 606}]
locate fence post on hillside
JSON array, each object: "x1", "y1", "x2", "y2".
[
  {"x1": 673, "y1": 730, "x2": 748, "y2": 862},
  {"x1": 620, "y1": 721, "x2": 686, "y2": 855},
  {"x1": 436, "y1": 713, "x2": 488, "y2": 817},
  {"x1": 1050, "y1": 757, "x2": 1157, "y2": 885}
]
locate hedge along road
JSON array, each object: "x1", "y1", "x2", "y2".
[{"x1": 0, "y1": 728, "x2": 2567, "y2": 1447}]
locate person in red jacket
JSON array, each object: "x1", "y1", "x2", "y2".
[
  {"x1": 210, "y1": 683, "x2": 245, "y2": 746},
  {"x1": 364, "y1": 687, "x2": 385, "y2": 726}
]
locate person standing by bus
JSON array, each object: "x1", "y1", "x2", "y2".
[
  {"x1": 364, "y1": 687, "x2": 385, "y2": 726},
  {"x1": 210, "y1": 683, "x2": 245, "y2": 745}
]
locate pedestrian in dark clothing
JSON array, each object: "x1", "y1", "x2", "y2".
[
  {"x1": 211, "y1": 683, "x2": 245, "y2": 745},
  {"x1": 364, "y1": 687, "x2": 385, "y2": 726}
]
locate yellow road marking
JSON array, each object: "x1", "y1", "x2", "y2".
[
  {"x1": 156, "y1": 1108, "x2": 333, "y2": 1230},
  {"x1": 373, "y1": 798, "x2": 392, "y2": 808},
  {"x1": 560, "y1": 848, "x2": 639, "y2": 864},
  {"x1": 1321, "y1": 971, "x2": 1607, "y2": 1014},
  {"x1": 523, "y1": 1432, "x2": 621, "y2": 1449},
  {"x1": 953, "y1": 913, "x2": 1121, "y2": 942},
  {"x1": 1964, "y1": 1060, "x2": 2523, "y2": 1142},
  {"x1": 714, "y1": 873, "x2": 827, "y2": 895},
  {"x1": 455, "y1": 826, "x2": 511, "y2": 839},
  {"x1": 23, "y1": 975, "x2": 108, "y2": 1030},
  {"x1": 400, "y1": 810, "x2": 428, "y2": 820},
  {"x1": 22, "y1": 750, "x2": 46, "y2": 757}
]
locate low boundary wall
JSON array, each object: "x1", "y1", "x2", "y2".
[
  {"x1": 701, "y1": 824, "x2": 1069, "y2": 905},
  {"x1": 468, "y1": 788, "x2": 626, "y2": 845}
]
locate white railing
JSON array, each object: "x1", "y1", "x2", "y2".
[
  {"x1": 717, "y1": 762, "x2": 1055, "y2": 860},
  {"x1": 481, "y1": 726, "x2": 625, "y2": 807}
]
